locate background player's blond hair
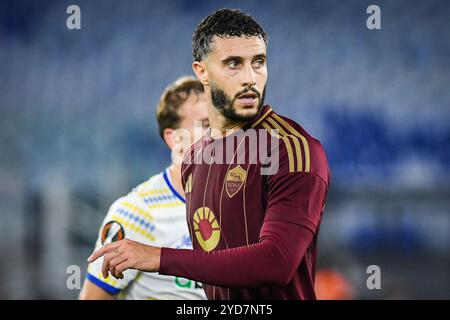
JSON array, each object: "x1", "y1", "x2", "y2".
[{"x1": 156, "y1": 76, "x2": 204, "y2": 140}]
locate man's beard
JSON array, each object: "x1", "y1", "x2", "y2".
[{"x1": 210, "y1": 83, "x2": 266, "y2": 122}]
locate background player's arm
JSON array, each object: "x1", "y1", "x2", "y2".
[
  {"x1": 83, "y1": 194, "x2": 154, "y2": 298},
  {"x1": 79, "y1": 279, "x2": 116, "y2": 300}
]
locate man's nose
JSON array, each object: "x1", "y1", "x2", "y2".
[{"x1": 240, "y1": 64, "x2": 256, "y2": 88}]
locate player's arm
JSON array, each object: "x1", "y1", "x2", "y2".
[
  {"x1": 88, "y1": 172, "x2": 328, "y2": 287},
  {"x1": 78, "y1": 279, "x2": 116, "y2": 300},
  {"x1": 158, "y1": 172, "x2": 327, "y2": 287}
]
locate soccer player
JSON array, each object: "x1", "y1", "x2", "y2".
[
  {"x1": 88, "y1": 8, "x2": 331, "y2": 300},
  {"x1": 79, "y1": 76, "x2": 209, "y2": 300}
]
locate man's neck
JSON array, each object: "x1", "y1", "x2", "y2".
[{"x1": 168, "y1": 163, "x2": 184, "y2": 198}]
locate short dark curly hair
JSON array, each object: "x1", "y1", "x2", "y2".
[{"x1": 192, "y1": 8, "x2": 268, "y2": 62}]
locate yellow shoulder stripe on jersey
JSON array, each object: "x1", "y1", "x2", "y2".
[
  {"x1": 261, "y1": 121, "x2": 295, "y2": 172},
  {"x1": 137, "y1": 188, "x2": 170, "y2": 198},
  {"x1": 270, "y1": 113, "x2": 311, "y2": 172},
  {"x1": 110, "y1": 214, "x2": 156, "y2": 241},
  {"x1": 266, "y1": 116, "x2": 303, "y2": 172},
  {"x1": 121, "y1": 200, "x2": 154, "y2": 222},
  {"x1": 251, "y1": 107, "x2": 273, "y2": 128},
  {"x1": 146, "y1": 201, "x2": 184, "y2": 210}
]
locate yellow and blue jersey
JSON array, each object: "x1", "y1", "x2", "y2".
[{"x1": 86, "y1": 168, "x2": 206, "y2": 300}]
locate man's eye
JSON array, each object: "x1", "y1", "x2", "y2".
[
  {"x1": 227, "y1": 61, "x2": 240, "y2": 69},
  {"x1": 253, "y1": 59, "x2": 265, "y2": 68}
]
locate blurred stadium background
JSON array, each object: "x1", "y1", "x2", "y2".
[{"x1": 0, "y1": 0, "x2": 448, "y2": 299}]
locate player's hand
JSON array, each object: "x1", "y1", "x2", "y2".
[{"x1": 87, "y1": 239, "x2": 161, "y2": 279}]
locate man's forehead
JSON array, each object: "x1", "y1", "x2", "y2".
[{"x1": 210, "y1": 35, "x2": 266, "y2": 59}]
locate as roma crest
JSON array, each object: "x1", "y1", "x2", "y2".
[{"x1": 225, "y1": 165, "x2": 247, "y2": 198}]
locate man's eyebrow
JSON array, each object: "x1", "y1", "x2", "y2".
[
  {"x1": 253, "y1": 54, "x2": 266, "y2": 60},
  {"x1": 221, "y1": 56, "x2": 243, "y2": 64},
  {"x1": 221, "y1": 54, "x2": 266, "y2": 64}
]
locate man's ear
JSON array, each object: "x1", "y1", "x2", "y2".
[
  {"x1": 163, "y1": 128, "x2": 176, "y2": 150},
  {"x1": 192, "y1": 61, "x2": 209, "y2": 86}
]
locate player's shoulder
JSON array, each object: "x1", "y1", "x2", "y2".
[
  {"x1": 254, "y1": 106, "x2": 330, "y2": 183},
  {"x1": 183, "y1": 129, "x2": 208, "y2": 162},
  {"x1": 108, "y1": 171, "x2": 168, "y2": 217},
  {"x1": 131, "y1": 171, "x2": 167, "y2": 198},
  {"x1": 181, "y1": 130, "x2": 208, "y2": 184},
  {"x1": 99, "y1": 174, "x2": 165, "y2": 245}
]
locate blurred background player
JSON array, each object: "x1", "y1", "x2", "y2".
[{"x1": 79, "y1": 76, "x2": 209, "y2": 299}]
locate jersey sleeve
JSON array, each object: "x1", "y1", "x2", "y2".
[
  {"x1": 264, "y1": 139, "x2": 329, "y2": 234},
  {"x1": 86, "y1": 193, "x2": 156, "y2": 294}
]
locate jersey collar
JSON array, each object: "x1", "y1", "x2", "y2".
[{"x1": 162, "y1": 168, "x2": 186, "y2": 204}]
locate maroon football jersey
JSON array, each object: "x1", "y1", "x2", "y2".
[{"x1": 159, "y1": 105, "x2": 331, "y2": 300}]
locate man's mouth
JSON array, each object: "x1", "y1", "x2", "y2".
[{"x1": 237, "y1": 92, "x2": 258, "y2": 106}]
